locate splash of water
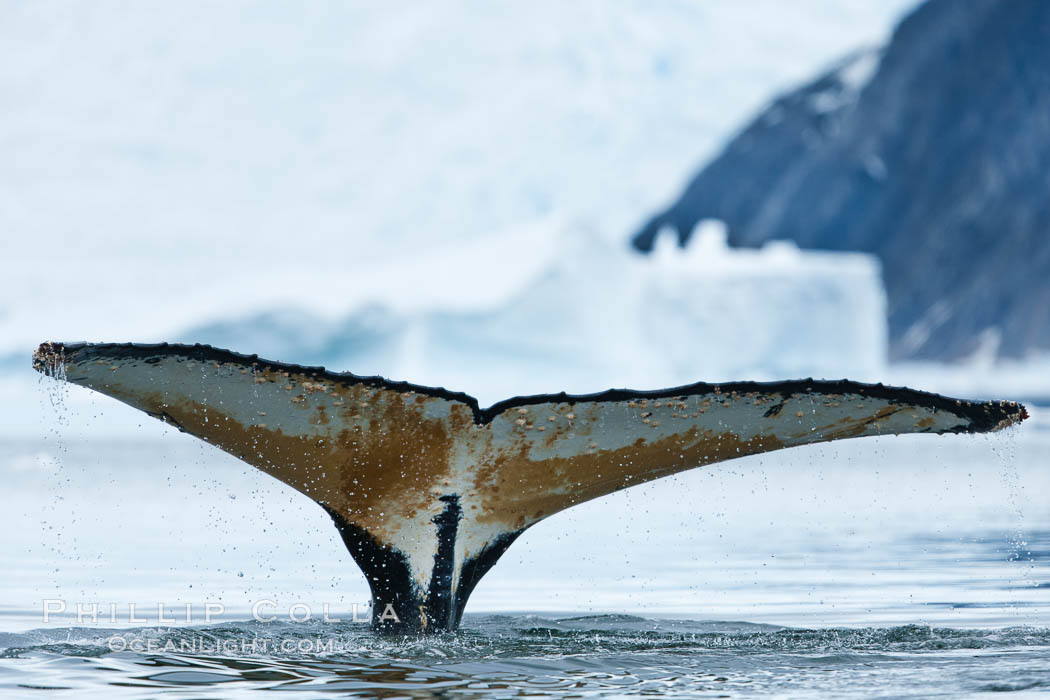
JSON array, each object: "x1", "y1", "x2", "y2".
[{"x1": 988, "y1": 425, "x2": 1037, "y2": 591}]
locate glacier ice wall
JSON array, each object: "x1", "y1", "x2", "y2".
[{"x1": 184, "y1": 220, "x2": 887, "y2": 407}]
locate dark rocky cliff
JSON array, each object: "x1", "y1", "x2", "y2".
[{"x1": 633, "y1": 0, "x2": 1050, "y2": 361}]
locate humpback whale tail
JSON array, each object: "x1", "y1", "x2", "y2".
[{"x1": 33, "y1": 341, "x2": 1027, "y2": 633}]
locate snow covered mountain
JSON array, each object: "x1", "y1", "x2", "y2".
[
  {"x1": 1, "y1": 1, "x2": 914, "y2": 364},
  {"x1": 632, "y1": 0, "x2": 1050, "y2": 362}
]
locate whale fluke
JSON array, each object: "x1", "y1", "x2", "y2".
[{"x1": 33, "y1": 341, "x2": 1027, "y2": 632}]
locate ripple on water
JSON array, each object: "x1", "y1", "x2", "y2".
[{"x1": 2, "y1": 615, "x2": 1050, "y2": 697}]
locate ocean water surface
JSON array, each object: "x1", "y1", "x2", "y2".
[{"x1": 4, "y1": 616, "x2": 1050, "y2": 697}]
